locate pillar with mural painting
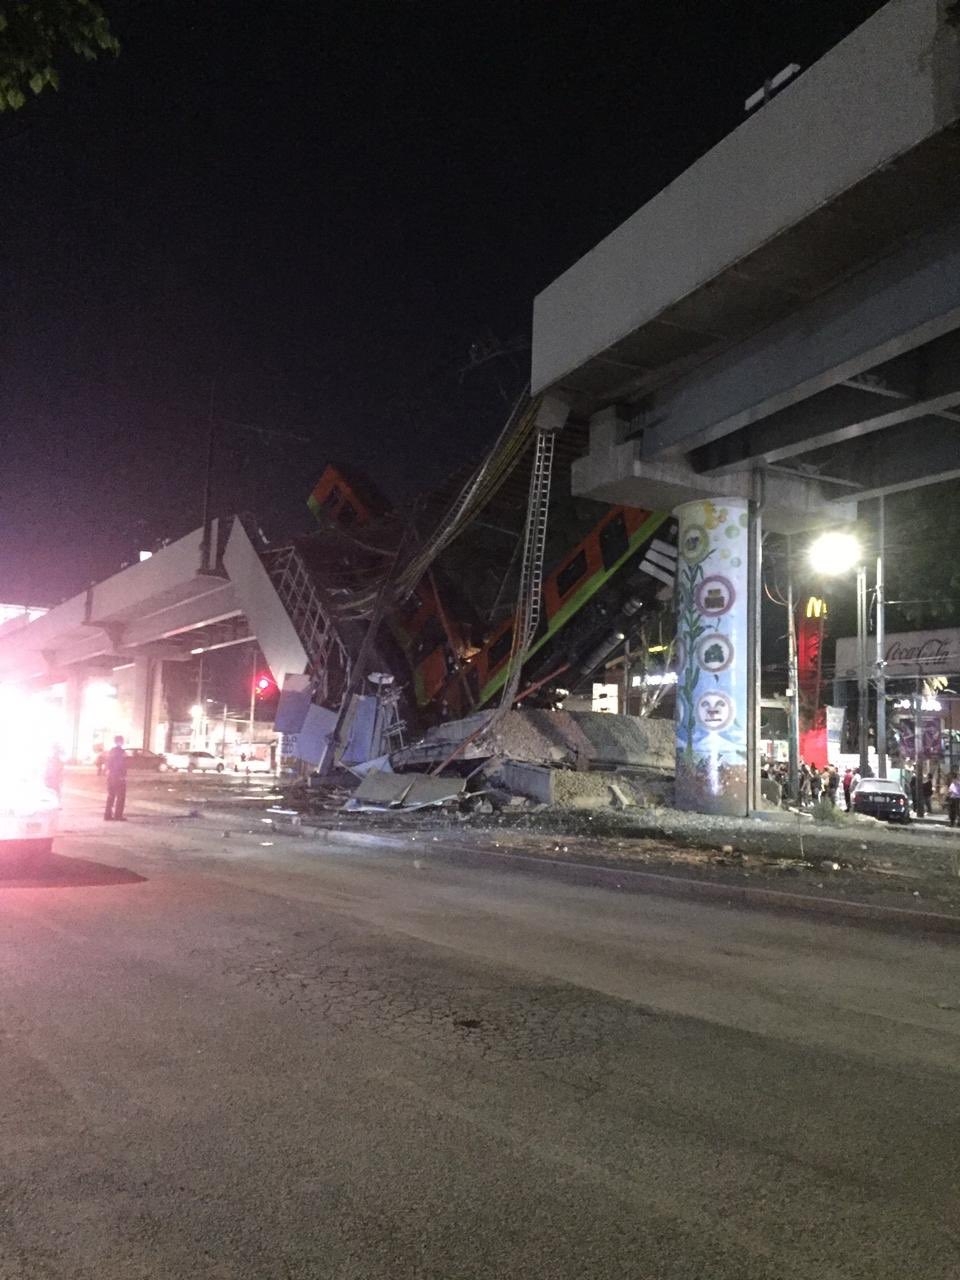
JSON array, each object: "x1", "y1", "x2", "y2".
[{"x1": 674, "y1": 500, "x2": 750, "y2": 816}]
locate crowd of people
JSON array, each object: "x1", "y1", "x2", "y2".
[
  {"x1": 762, "y1": 760, "x2": 845, "y2": 809},
  {"x1": 762, "y1": 758, "x2": 960, "y2": 821}
]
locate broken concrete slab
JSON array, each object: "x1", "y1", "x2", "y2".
[
  {"x1": 353, "y1": 771, "x2": 413, "y2": 808},
  {"x1": 402, "y1": 775, "x2": 466, "y2": 809},
  {"x1": 345, "y1": 770, "x2": 465, "y2": 812},
  {"x1": 569, "y1": 713, "x2": 674, "y2": 770},
  {"x1": 349, "y1": 754, "x2": 394, "y2": 778},
  {"x1": 502, "y1": 761, "x2": 554, "y2": 804},
  {"x1": 499, "y1": 761, "x2": 647, "y2": 810}
]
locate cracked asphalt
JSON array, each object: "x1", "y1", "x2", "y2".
[{"x1": 0, "y1": 774, "x2": 958, "y2": 1278}]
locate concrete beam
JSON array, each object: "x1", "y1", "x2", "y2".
[
  {"x1": 122, "y1": 583, "x2": 239, "y2": 645},
  {"x1": 641, "y1": 218, "x2": 960, "y2": 458},
  {"x1": 691, "y1": 383, "x2": 960, "y2": 472},
  {"x1": 690, "y1": 324, "x2": 960, "y2": 471},
  {"x1": 41, "y1": 584, "x2": 241, "y2": 672},
  {"x1": 571, "y1": 442, "x2": 856, "y2": 533},
  {"x1": 223, "y1": 520, "x2": 308, "y2": 684},
  {"x1": 821, "y1": 417, "x2": 960, "y2": 501}
]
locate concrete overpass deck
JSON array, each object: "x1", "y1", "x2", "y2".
[
  {"x1": 532, "y1": 0, "x2": 960, "y2": 521},
  {"x1": 530, "y1": 0, "x2": 960, "y2": 816},
  {"x1": 0, "y1": 516, "x2": 334, "y2": 757}
]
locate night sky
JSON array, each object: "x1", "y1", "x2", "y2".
[{"x1": 3, "y1": 0, "x2": 886, "y2": 605}]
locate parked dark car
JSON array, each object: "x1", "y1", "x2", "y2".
[
  {"x1": 851, "y1": 778, "x2": 910, "y2": 823},
  {"x1": 123, "y1": 749, "x2": 169, "y2": 772}
]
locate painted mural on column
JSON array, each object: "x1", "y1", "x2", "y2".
[{"x1": 675, "y1": 500, "x2": 749, "y2": 815}]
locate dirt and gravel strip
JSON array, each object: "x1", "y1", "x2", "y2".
[{"x1": 109, "y1": 772, "x2": 960, "y2": 930}]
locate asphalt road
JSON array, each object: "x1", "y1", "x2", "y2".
[{"x1": 1, "y1": 775, "x2": 958, "y2": 1278}]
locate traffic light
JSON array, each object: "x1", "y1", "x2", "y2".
[{"x1": 254, "y1": 674, "x2": 275, "y2": 697}]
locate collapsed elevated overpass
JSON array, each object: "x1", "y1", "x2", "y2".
[{"x1": 0, "y1": 516, "x2": 347, "y2": 758}]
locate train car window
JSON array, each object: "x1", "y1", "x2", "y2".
[
  {"x1": 599, "y1": 513, "x2": 629, "y2": 569},
  {"x1": 488, "y1": 627, "x2": 513, "y2": 669},
  {"x1": 555, "y1": 549, "x2": 587, "y2": 598}
]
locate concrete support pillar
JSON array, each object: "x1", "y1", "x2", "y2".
[
  {"x1": 63, "y1": 672, "x2": 85, "y2": 763},
  {"x1": 674, "y1": 498, "x2": 752, "y2": 816},
  {"x1": 131, "y1": 655, "x2": 165, "y2": 752}
]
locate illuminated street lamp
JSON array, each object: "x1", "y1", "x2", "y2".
[
  {"x1": 806, "y1": 530, "x2": 862, "y2": 576},
  {"x1": 807, "y1": 527, "x2": 881, "y2": 779},
  {"x1": 779, "y1": 533, "x2": 861, "y2": 805}
]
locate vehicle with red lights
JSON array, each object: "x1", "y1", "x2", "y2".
[
  {"x1": 0, "y1": 683, "x2": 62, "y2": 867},
  {"x1": 0, "y1": 780, "x2": 59, "y2": 866}
]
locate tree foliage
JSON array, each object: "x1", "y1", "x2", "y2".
[
  {"x1": 884, "y1": 480, "x2": 960, "y2": 629},
  {"x1": 0, "y1": 0, "x2": 118, "y2": 111}
]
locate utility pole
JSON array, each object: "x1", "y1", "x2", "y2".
[
  {"x1": 248, "y1": 648, "x2": 257, "y2": 748},
  {"x1": 875, "y1": 495, "x2": 887, "y2": 778},
  {"x1": 200, "y1": 379, "x2": 216, "y2": 574},
  {"x1": 914, "y1": 675, "x2": 925, "y2": 817},
  {"x1": 194, "y1": 655, "x2": 205, "y2": 751}
]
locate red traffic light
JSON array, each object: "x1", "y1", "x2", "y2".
[{"x1": 254, "y1": 675, "x2": 274, "y2": 695}]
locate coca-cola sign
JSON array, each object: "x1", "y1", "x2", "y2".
[{"x1": 834, "y1": 628, "x2": 960, "y2": 680}]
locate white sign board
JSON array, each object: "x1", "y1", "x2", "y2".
[
  {"x1": 592, "y1": 683, "x2": 619, "y2": 714},
  {"x1": 834, "y1": 628, "x2": 960, "y2": 681}
]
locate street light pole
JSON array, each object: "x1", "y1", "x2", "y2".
[
  {"x1": 785, "y1": 536, "x2": 800, "y2": 803},
  {"x1": 856, "y1": 563, "x2": 869, "y2": 776},
  {"x1": 875, "y1": 494, "x2": 887, "y2": 779}
]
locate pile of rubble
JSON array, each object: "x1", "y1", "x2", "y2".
[{"x1": 332, "y1": 709, "x2": 675, "y2": 816}]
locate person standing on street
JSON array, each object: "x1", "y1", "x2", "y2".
[
  {"x1": 104, "y1": 735, "x2": 128, "y2": 821},
  {"x1": 842, "y1": 767, "x2": 853, "y2": 810},
  {"x1": 947, "y1": 773, "x2": 960, "y2": 828},
  {"x1": 810, "y1": 766, "x2": 823, "y2": 804},
  {"x1": 798, "y1": 762, "x2": 811, "y2": 807}
]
